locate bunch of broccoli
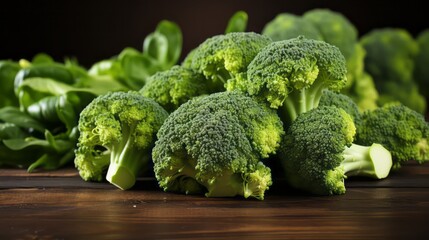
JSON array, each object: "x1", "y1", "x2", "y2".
[{"x1": 3, "y1": 10, "x2": 427, "y2": 200}]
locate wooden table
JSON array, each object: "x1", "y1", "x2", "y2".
[{"x1": 1, "y1": 162, "x2": 428, "y2": 239}]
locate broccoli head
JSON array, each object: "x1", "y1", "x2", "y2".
[
  {"x1": 187, "y1": 32, "x2": 272, "y2": 88},
  {"x1": 280, "y1": 106, "x2": 392, "y2": 195},
  {"x1": 140, "y1": 65, "x2": 219, "y2": 112},
  {"x1": 262, "y1": 13, "x2": 323, "y2": 41},
  {"x1": 319, "y1": 90, "x2": 362, "y2": 129},
  {"x1": 74, "y1": 91, "x2": 168, "y2": 190},
  {"x1": 152, "y1": 91, "x2": 284, "y2": 200},
  {"x1": 356, "y1": 103, "x2": 429, "y2": 169},
  {"x1": 230, "y1": 36, "x2": 347, "y2": 126}
]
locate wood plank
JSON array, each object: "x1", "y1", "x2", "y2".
[
  {"x1": 0, "y1": 161, "x2": 428, "y2": 239},
  {"x1": 0, "y1": 188, "x2": 428, "y2": 239}
]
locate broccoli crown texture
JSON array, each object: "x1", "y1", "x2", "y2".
[
  {"x1": 152, "y1": 91, "x2": 284, "y2": 200},
  {"x1": 319, "y1": 89, "x2": 362, "y2": 129},
  {"x1": 230, "y1": 36, "x2": 347, "y2": 125},
  {"x1": 356, "y1": 103, "x2": 429, "y2": 169},
  {"x1": 262, "y1": 13, "x2": 323, "y2": 41},
  {"x1": 140, "y1": 65, "x2": 217, "y2": 112},
  {"x1": 75, "y1": 91, "x2": 168, "y2": 190},
  {"x1": 188, "y1": 32, "x2": 272, "y2": 86},
  {"x1": 280, "y1": 106, "x2": 392, "y2": 195}
]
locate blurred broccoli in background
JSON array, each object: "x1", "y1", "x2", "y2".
[
  {"x1": 262, "y1": 13, "x2": 323, "y2": 41},
  {"x1": 414, "y1": 29, "x2": 429, "y2": 102},
  {"x1": 361, "y1": 28, "x2": 426, "y2": 114}
]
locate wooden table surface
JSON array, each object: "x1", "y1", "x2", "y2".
[{"x1": 0, "y1": 162, "x2": 428, "y2": 240}]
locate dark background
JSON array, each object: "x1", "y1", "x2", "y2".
[{"x1": 1, "y1": 0, "x2": 427, "y2": 67}]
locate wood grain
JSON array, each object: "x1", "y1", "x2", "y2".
[{"x1": 0, "y1": 162, "x2": 428, "y2": 239}]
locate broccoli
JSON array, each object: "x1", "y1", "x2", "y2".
[
  {"x1": 74, "y1": 91, "x2": 168, "y2": 190},
  {"x1": 360, "y1": 28, "x2": 426, "y2": 114},
  {"x1": 140, "y1": 65, "x2": 219, "y2": 112},
  {"x1": 414, "y1": 29, "x2": 429, "y2": 99},
  {"x1": 230, "y1": 36, "x2": 347, "y2": 126},
  {"x1": 319, "y1": 90, "x2": 362, "y2": 129},
  {"x1": 262, "y1": 13, "x2": 323, "y2": 41},
  {"x1": 280, "y1": 106, "x2": 392, "y2": 195},
  {"x1": 356, "y1": 103, "x2": 429, "y2": 169},
  {"x1": 187, "y1": 32, "x2": 272, "y2": 89},
  {"x1": 152, "y1": 91, "x2": 284, "y2": 200}
]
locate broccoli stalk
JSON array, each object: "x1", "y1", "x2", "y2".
[
  {"x1": 282, "y1": 76, "x2": 326, "y2": 122},
  {"x1": 342, "y1": 143, "x2": 392, "y2": 179},
  {"x1": 75, "y1": 91, "x2": 168, "y2": 190},
  {"x1": 105, "y1": 124, "x2": 151, "y2": 190}
]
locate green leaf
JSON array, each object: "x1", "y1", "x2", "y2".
[
  {"x1": 143, "y1": 32, "x2": 169, "y2": 66},
  {"x1": 152, "y1": 20, "x2": 183, "y2": 67},
  {"x1": 120, "y1": 53, "x2": 160, "y2": 89},
  {"x1": 225, "y1": 11, "x2": 248, "y2": 34},
  {"x1": 0, "y1": 106, "x2": 45, "y2": 132}
]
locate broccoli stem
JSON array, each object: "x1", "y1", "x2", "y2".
[
  {"x1": 341, "y1": 143, "x2": 392, "y2": 179},
  {"x1": 106, "y1": 125, "x2": 148, "y2": 190},
  {"x1": 281, "y1": 78, "x2": 326, "y2": 125},
  {"x1": 205, "y1": 163, "x2": 272, "y2": 200}
]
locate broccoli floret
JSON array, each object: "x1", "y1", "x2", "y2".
[
  {"x1": 152, "y1": 91, "x2": 284, "y2": 200},
  {"x1": 188, "y1": 32, "x2": 272, "y2": 88},
  {"x1": 262, "y1": 13, "x2": 323, "y2": 41},
  {"x1": 356, "y1": 103, "x2": 429, "y2": 169},
  {"x1": 230, "y1": 36, "x2": 347, "y2": 126},
  {"x1": 140, "y1": 65, "x2": 219, "y2": 112},
  {"x1": 280, "y1": 106, "x2": 392, "y2": 195},
  {"x1": 74, "y1": 91, "x2": 168, "y2": 190},
  {"x1": 414, "y1": 29, "x2": 429, "y2": 99},
  {"x1": 319, "y1": 90, "x2": 362, "y2": 129}
]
